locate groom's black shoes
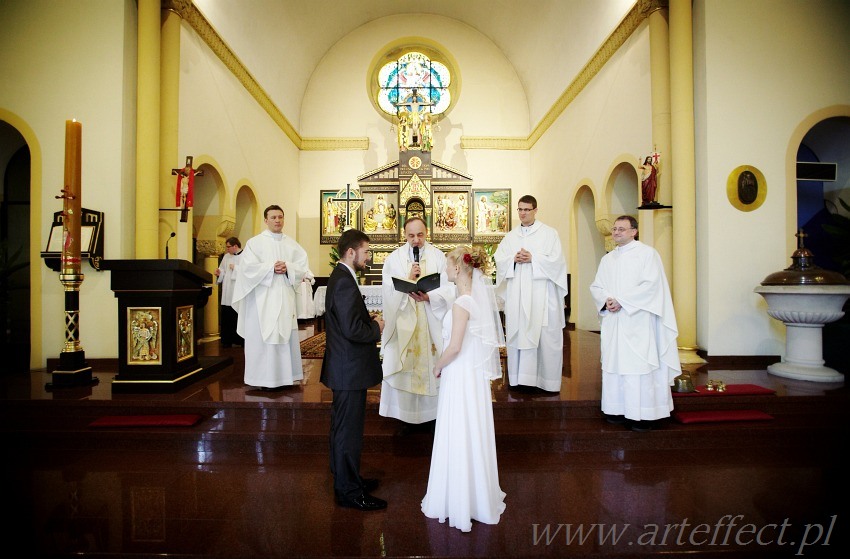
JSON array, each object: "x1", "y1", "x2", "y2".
[{"x1": 336, "y1": 492, "x2": 387, "y2": 511}]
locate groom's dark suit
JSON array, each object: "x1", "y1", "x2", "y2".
[{"x1": 320, "y1": 263, "x2": 383, "y2": 502}]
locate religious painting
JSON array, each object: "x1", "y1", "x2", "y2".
[
  {"x1": 360, "y1": 187, "x2": 400, "y2": 244},
  {"x1": 432, "y1": 189, "x2": 472, "y2": 243},
  {"x1": 726, "y1": 165, "x2": 766, "y2": 212},
  {"x1": 320, "y1": 189, "x2": 362, "y2": 245},
  {"x1": 127, "y1": 307, "x2": 161, "y2": 366},
  {"x1": 472, "y1": 189, "x2": 511, "y2": 243},
  {"x1": 176, "y1": 305, "x2": 194, "y2": 362}
]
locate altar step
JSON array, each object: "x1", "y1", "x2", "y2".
[{"x1": 3, "y1": 392, "x2": 847, "y2": 462}]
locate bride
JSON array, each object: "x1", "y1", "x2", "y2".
[{"x1": 421, "y1": 245, "x2": 506, "y2": 532}]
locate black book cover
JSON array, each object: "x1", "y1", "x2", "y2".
[{"x1": 392, "y1": 272, "x2": 440, "y2": 293}]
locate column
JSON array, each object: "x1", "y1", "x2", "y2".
[
  {"x1": 135, "y1": 0, "x2": 161, "y2": 258},
  {"x1": 669, "y1": 0, "x2": 702, "y2": 363},
  {"x1": 201, "y1": 253, "x2": 221, "y2": 342},
  {"x1": 647, "y1": 6, "x2": 674, "y2": 284},
  {"x1": 160, "y1": 6, "x2": 183, "y2": 258}
]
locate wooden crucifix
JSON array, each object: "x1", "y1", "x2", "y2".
[
  {"x1": 331, "y1": 183, "x2": 364, "y2": 232},
  {"x1": 172, "y1": 156, "x2": 204, "y2": 223}
]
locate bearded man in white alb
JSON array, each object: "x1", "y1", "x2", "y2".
[
  {"x1": 380, "y1": 217, "x2": 451, "y2": 424},
  {"x1": 494, "y1": 195, "x2": 569, "y2": 392},
  {"x1": 232, "y1": 205, "x2": 309, "y2": 390},
  {"x1": 589, "y1": 215, "x2": 681, "y2": 432}
]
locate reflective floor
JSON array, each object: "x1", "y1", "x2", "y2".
[{"x1": 3, "y1": 323, "x2": 848, "y2": 558}]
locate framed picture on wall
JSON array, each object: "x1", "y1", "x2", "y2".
[
  {"x1": 360, "y1": 187, "x2": 400, "y2": 244},
  {"x1": 472, "y1": 188, "x2": 511, "y2": 243},
  {"x1": 320, "y1": 189, "x2": 362, "y2": 245},
  {"x1": 432, "y1": 188, "x2": 473, "y2": 243}
]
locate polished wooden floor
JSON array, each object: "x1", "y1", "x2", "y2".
[{"x1": 2, "y1": 322, "x2": 848, "y2": 558}]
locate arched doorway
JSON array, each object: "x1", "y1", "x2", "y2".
[
  {"x1": 795, "y1": 115, "x2": 850, "y2": 373},
  {"x1": 796, "y1": 116, "x2": 850, "y2": 275},
  {"x1": 0, "y1": 121, "x2": 30, "y2": 373}
]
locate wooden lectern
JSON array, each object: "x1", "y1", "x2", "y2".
[{"x1": 101, "y1": 259, "x2": 232, "y2": 393}]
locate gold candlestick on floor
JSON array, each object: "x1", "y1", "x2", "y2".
[{"x1": 48, "y1": 120, "x2": 96, "y2": 390}]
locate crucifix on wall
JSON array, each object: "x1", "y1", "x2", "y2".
[
  {"x1": 331, "y1": 183, "x2": 364, "y2": 232},
  {"x1": 172, "y1": 156, "x2": 204, "y2": 223}
]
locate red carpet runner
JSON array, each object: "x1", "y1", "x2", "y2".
[
  {"x1": 89, "y1": 414, "x2": 203, "y2": 427},
  {"x1": 672, "y1": 409, "x2": 774, "y2": 424}
]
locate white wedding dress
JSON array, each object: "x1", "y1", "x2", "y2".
[{"x1": 421, "y1": 290, "x2": 506, "y2": 532}]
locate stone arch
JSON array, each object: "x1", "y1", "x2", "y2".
[{"x1": 0, "y1": 109, "x2": 42, "y2": 369}]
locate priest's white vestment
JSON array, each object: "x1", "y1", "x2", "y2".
[
  {"x1": 589, "y1": 240, "x2": 681, "y2": 420},
  {"x1": 232, "y1": 230, "x2": 309, "y2": 388},
  {"x1": 380, "y1": 242, "x2": 450, "y2": 423},
  {"x1": 494, "y1": 221, "x2": 569, "y2": 392}
]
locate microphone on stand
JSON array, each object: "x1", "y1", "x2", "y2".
[
  {"x1": 412, "y1": 246, "x2": 420, "y2": 278},
  {"x1": 165, "y1": 232, "x2": 176, "y2": 259}
]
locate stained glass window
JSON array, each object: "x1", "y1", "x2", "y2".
[{"x1": 377, "y1": 51, "x2": 452, "y2": 117}]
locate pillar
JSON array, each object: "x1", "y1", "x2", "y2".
[
  {"x1": 669, "y1": 0, "x2": 702, "y2": 362},
  {"x1": 160, "y1": 6, "x2": 183, "y2": 258},
  {"x1": 646, "y1": 6, "x2": 674, "y2": 284},
  {"x1": 135, "y1": 0, "x2": 161, "y2": 258},
  {"x1": 201, "y1": 253, "x2": 221, "y2": 342}
]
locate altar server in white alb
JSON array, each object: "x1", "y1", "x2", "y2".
[
  {"x1": 589, "y1": 215, "x2": 681, "y2": 432},
  {"x1": 380, "y1": 217, "x2": 451, "y2": 424},
  {"x1": 232, "y1": 205, "x2": 310, "y2": 390},
  {"x1": 214, "y1": 237, "x2": 244, "y2": 348},
  {"x1": 494, "y1": 195, "x2": 569, "y2": 392}
]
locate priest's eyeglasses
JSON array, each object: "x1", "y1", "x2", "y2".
[{"x1": 611, "y1": 227, "x2": 634, "y2": 233}]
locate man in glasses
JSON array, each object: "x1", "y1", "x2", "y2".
[
  {"x1": 590, "y1": 215, "x2": 681, "y2": 432},
  {"x1": 494, "y1": 195, "x2": 569, "y2": 392}
]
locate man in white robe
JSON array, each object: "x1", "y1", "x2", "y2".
[
  {"x1": 380, "y1": 217, "x2": 450, "y2": 424},
  {"x1": 589, "y1": 215, "x2": 681, "y2": 432},
  {"x1": 494, "y1": 195, "x2": 569, "y2": 392},
  {"x1": 215, "y1": 236, "x2": 244, "y2": 348},
  {"x1": 232, "y1": 205, "x2": 309, "y2": 390}
]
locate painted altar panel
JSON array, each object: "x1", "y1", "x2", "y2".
[
  {"x1": 361, "y1": 187, "x2": 400, "y2": 244},
  {"x1": 472, "y1": 188, "x2": 511, "y2": 243},
  {"x1": 432, "y1": 186, "x2": 472, "y2": 243}
]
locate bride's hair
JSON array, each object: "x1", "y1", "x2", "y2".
[{"x1": 447, "y1": 245, "x2": 489, "y2": 274}]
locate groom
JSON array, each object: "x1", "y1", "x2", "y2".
[{"x1": 321, "y1": 228, "x2": 387, "y2": 511}]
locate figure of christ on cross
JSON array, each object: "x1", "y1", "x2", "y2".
[
  {"x1": 172, "y1": 155, "x2": 204, "y2": 223},
  {"x1": 395, "y1": 89, "x2": 433, "y2": 150}
]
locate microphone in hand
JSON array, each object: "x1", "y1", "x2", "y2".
[
  {"x1": 165, "y1": 232, "x2": 176, "y2": 259},
  {"x1": 412, "y1": 246, "x2": 420, "y2": 278}
]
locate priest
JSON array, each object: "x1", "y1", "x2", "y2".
[
  {"x1": 380, "y1": 217, "x2": 450, "y2": 424},
  {"x1": 494, "y1": 195, "x2": 569, "y2": 392},
  {"x1": 232, "y1": 205, "x2": 310, "y2": 390},
  {"x1": 589, "y1": 215, "x2": 681, "y2": 432}
]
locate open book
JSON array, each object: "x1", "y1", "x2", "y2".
[{"x1": 392, "y1": 272, "x2": 441, "y2": 293}]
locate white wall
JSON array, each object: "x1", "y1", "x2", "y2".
[
  {"x1": 694, "y1": 0, "x2": 850, "y2": 356},
  {"x1": 179, "y1": 26, "x2": 300, "y2": 235},
  {"x1": 0, "y1": 0, "x2": 137, "y2": 363},
  {"x1": 530, "y1": 22, "x2": 652, "y2": 327}
]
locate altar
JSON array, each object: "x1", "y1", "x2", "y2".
[{"x1": 313, "y1": 285, "x2": 384, "y2": 316}]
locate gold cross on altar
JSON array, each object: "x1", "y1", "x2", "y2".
[{"x1": 331, "y1": 184, "x2": 364, "y2": 232}]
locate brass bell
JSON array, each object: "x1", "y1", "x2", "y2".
[{"x1": 672, "y1": 372, "x2": 696, "y2": 393}]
